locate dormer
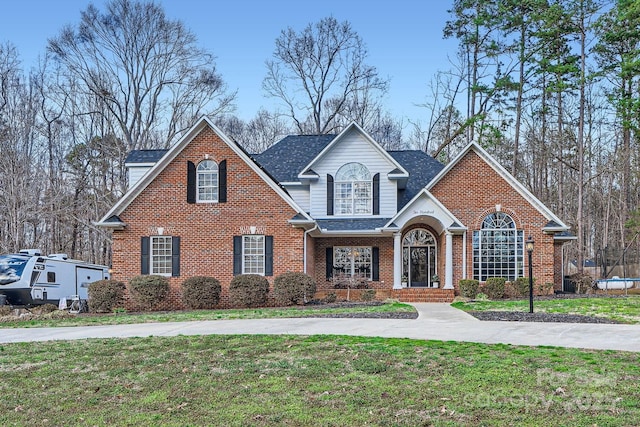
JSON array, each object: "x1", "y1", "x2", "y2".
[{"x1": 125, "y1": 149, "x2": 168, "y2": 189}]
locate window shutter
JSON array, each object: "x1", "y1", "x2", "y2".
[
  {"x1": 233, "y1": 236, "x2": 242, "y2": 276},
  {"x1": 141, "y1": 237, "x2": 150, "y2": 274},
  {"x1": 327, "y1": 174, "x2": 334, "y2": 216},
  {"x1": 326, "y1": 247, "x2": 333, "y2": 279},
  {"x1": 171, "y1": 236, "x2": 180, "y2": 277},
  {"x1": 372, "y1": 247, "x2": 380, "y2": 281},
  {"x1": 187, "y1": 161, "x2": 196, "y2": 204},
  {"x1": 373, "y1": 173, "x2": 380, "y2": 215},
  {"x1": 218, "y1": 160, "x2": 227, "y2": 203},
  {"x1": 265, "y1": 236, "x2": 273, "y2": 276}
]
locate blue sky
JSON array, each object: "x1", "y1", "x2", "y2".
[{"x1": 0, "y1": 0, "x2": 459, "y2": 123}]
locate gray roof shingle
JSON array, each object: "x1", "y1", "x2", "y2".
[
  {"x1": 125, "y1": 149, "x2": 168, "y2": 164},
  {"x1": 252, "y1": 135, "x2": 336, "y2": 182},
  {"x1": 316, "y1": 218, "x2": 392, "y2": 231}
]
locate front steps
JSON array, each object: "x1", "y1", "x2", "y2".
[{"x1": 315, "y1": 288, "x2": 455, "y2": 303}]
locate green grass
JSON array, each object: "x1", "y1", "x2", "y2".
[
  {"x1": 0, "y1": 301, "x2": 415, "y2": 328},
  {"x1": 0, "y1": 335, "x2": 638, "y2": 426},
  {"x1": 452, "y1": 296, "x2": 640, "y2": 324}
]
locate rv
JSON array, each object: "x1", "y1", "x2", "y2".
[{"x1": 0, "y1": 249, "x2": 109, "y2": 306}]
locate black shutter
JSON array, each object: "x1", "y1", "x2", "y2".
[
  {"x1": 265, "y1": 236, "x2": 273, "y2": 276},
  {"x1": 326, "y1": 247, "x2": 334, "y2": 279},
  {"x1": 327, "y1": 174, "x2": 334, "y2": 215},
  {"x1": 141, "y1": 236, "x2": 150, "y2": 274},
  {"x1": 218, "y1": 160, "x2": 227, "y2": 203},
  {"x1": 187, "y1": 161, "x2": 196, "y2": 204},
  {"x1": 233, "y1": 236, "x2": 242, "y2": 276},
  {"x1": 372, "y1": 247, "x2": 379, "y2": 281},
  {"x1": 373, "y1": 173, "x2": 380, "y2": 215},
  {"x1": 171, "y1": 236, "x2": 180, "y2": 277}
]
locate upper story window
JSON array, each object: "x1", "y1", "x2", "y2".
[
  {"x1": 197, "y1": 160, "x2": 218, "y2": 202},
  {"x1": 472, "y1": 212, "x2": 524, "y2": 281},
  {"x1": 335, "y1": 162, "x2": 372, "y2": 215}
]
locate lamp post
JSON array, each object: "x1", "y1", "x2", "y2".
[{"x1": 526, "y1": 236, "x2": 535, "y2": 313}]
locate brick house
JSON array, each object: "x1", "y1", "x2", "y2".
[{"x1": 96, "y1": 117, "x2": 574, "y2": 306}]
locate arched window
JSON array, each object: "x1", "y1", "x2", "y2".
[
  {"x1": 472, "y1": 212, "x2": 524, "y2": 281},
  {"x1": 335, "y1": 162, "x2": 372, "y2": 215},
  {"x1": 197, "y1": 160, "x2": 219, "y2": 202}
]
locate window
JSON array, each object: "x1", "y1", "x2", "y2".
[
  {"x1": 243, "y1": 235, "x2": 265, "y2": 275},
  {"x1": 335, "y1": 163, "x2": 372, "y2": 215},
  {"x1": 197, "y1": 160, "x2": 219, "y2": 202},
  {"x1": 333, "y1": 246, "x2": 372, "y2": 279},
  {"x1": 47, "y1": 272, "x2": 56, "y2": 283},
  {"x1": 472, "y1": 212, "x2": 524, "y2": 281},
  {"x1": 151, "y1": 236, "x2": 173, "y2": 276}
]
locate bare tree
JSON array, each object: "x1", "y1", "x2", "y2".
[
  {"x1": 47, "y1": 0, "x2": 235, "y2": 153},
  {"x1": 263, "y1": 16, "x2": 388, "y2": 134}
]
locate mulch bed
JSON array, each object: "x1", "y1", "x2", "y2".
[{"x1": 467, "y1": 310, "x2": 621, "y2": 324}]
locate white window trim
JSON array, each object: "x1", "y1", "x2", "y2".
[
  {"x1": 242, "y1": 235, "x2": 265, "y2": 275},
  {"x1": 150, "y1": 235, "x2": 172, "y2": 277},
  {"x1": 333, "y1": 246, "x2": 373, "y2": 280},
  {"x1": 472, "y1": 213, "x2": 524, "y2": 281},
  {"x1": 196, "y1": 160, "x2": 219, "y2": 203},
  {"x1": 334, "y1": 163, "x2": 372, "y2": 216}
]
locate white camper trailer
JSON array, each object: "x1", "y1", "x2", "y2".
[{"x1": 0, "y1": 249, "x2": 109, "y2": 306}]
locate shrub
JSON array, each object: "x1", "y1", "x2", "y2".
[
  {"x1": 273, "y1": 272, "x2": 317, "y2": 306},
  {"x1": 569, "y1": 273, "x2": 594, "y2": 294},
  {"x1": 88, "y1": 280, "x2": 126, "y2": 313},
  {"x1": 360, "y1": 289, "x2": 377, "y2": 302},
  {"x1": 474, "y1": 292, "x2": 489, "y2": 301},
  {"x1": 128, "y1": 275, "x2": 170, "y2": 310},
  {"x1": 229, "y1": 274, "x2": 270, "y2": 307},
  {"x1": 513, "y1": 277, "x2": 532, "y2": 297},
  {"x1": 323, "y1": 292, "x2": 337, "y2": 303},
  {"x1": 483, "y1": 277, "x2": 506, "y2": 299},
  {"x1": 181, "y1": 276, "x2": 222, "y2": 309},
  {"x1": 537, "y1": 282, "x2": 555, "y2": 295},
  {"x1": 458, "y1": 279, "x2": 479, "y2": 298},
  {"x1": 0, "y1": 305, "x2": 10, "y2": 316}
]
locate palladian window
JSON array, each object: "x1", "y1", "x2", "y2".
[
  {"x1": 472, "y1": 212, "x2": 524, "y2": 281},
  {"x1": 335, "y1": 162, "x2": 372, "y2": 215}
]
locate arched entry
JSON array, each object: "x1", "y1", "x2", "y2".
[{"x1": 402, "y1": 228, "x2": 437, "y2": 287}]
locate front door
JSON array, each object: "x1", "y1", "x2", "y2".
[
  {"x1": 409, "y1": 246, "x2": 436, "y2": 287},
  {"x1": 403, "y1": 228, "x2": 438, "y2": 288}
]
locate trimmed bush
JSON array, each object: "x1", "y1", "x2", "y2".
[
  {"x1": 181, "y1": 276, "x2": 221, "y2": 309},
  {"x1": 483, "y1": 277, "x2": 506, "y2": 300},
  {"x1": 273, "y1": 272, "x2": 317, "y2": 306},
  {"x1": 512, "y1": 277, "x2": 534, "y2": 297},
  {"x1": 459, "y1": 279, "x2": 479, "y2": 298},
  {"x1": 88, "y1": 280, "x2": 126, "y2": 313},
  {"x1": 323, "y1": 292, "x2": 337, "y2": 303},
  {"x1": 128, "y1": 275, "x2": 170, "y2": 310},
  {"x1": 360, "y1": 289, "x2": 377, "y2": 302},
  {"x1": 229, "y1": 274, "x2": 270, "y2": 307}
]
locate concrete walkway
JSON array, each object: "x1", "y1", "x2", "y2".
[{"x1": 1, "y1": 304, "x2": 639, "y2": 352}]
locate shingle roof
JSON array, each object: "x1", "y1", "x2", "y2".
[
  {"x1": 252, "y1": 135, "x2": 336, "y2": 182},
  {"x1": 316, "y1": 218, "x2": 392, "y2": 231},
  {"x1": 125, "y1": 149, "x2": 168, "y2": 164},
  {"x1": 388, "y1": 150, "x2": 444, "y2": 207}
]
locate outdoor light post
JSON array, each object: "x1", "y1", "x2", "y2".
[{"x1": 526, "y1": 236, "x2": 535, "y2": 313}]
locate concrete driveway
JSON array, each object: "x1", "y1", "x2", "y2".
[{"x1": 1, "y1": 304, "x2": 639, "y2": 352}]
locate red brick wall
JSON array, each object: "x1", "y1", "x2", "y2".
[
  {"x1": 313, "y1": 237, "x2": 394, "y2": 291},
  {"x1": 111, "y1": 125, "x2": 305, "y2": 309},
  {"x1": 430, "y1": 150, "x2": 558, "y2": 291}
]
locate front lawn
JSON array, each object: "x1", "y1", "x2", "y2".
[
  {"x1": 0, "y1": 335, "x2": 637, "y2": 426},
  {"x1": 0, "y1": 301, "x2": 415, "y2": 328},
  {"x1": 452, "y1": 296, "x2": 640, "y2": 324}
]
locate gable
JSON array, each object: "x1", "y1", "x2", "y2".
[
  {"x1": 428, "y1": 143, "x2": 569, "y2": 231},
  {"x1": 429, "y1": 148, "x2": 565, "y2": 231},
  {"x1": 96, "y1": 117, "x2": 310, "y2": 227}
]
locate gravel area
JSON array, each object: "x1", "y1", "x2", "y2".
[{"x1": 467, "y1": 310, "x2": 620, "y2": 324}]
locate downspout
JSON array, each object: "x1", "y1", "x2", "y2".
[
  {"x1": 462, "y1": 231, "x2": 467, "y2": 279},
  {"x1": 303, "y1": 224, "x2": 318, "y2": 274}
]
